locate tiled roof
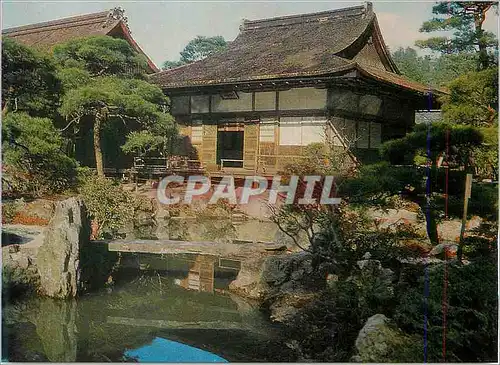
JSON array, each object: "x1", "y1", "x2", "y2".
[
  {"x1": 151, "y1": 3, "x2": 440, "y2": 96},
  {"x1": 2, "y1": 8, "x2": 158, "y2": 72},
  {"x1": 358, "y1": 65, "x2": 442, "y2": 95},
  {"x1": 151, "y1": 4, "x2": 375, "y2": 88}
]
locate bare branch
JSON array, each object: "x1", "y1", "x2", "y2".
[{"x1": 59, "y1": 114, "x2": 83, "y2": 132}]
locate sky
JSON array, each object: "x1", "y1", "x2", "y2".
[{"x1": 2, "y1": 1, "x2": 499, "y2": 69}]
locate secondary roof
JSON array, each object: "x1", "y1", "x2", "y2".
[{"x1": 2, "y1": 7, "x2": 158, "y2": 73}]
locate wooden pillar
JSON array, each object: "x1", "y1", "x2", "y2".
[
  {"x1": 243, "y1": 122, "x2": 259, "y2": 171},
  {"x1": 201, "y1": 124, "x2": 217, "y2": 171}
]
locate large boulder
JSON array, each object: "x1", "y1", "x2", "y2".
[
  {"x1": 228, "y1": 255, "x2": 268, "y2": 300},
  {"x1": 261, "y1": 251, "x2": 317, "y2": 291},
  {"x1": 352, "y1": 314, "x2": 418, "y2": 362},
  {"x1": 261, "y1": 252, "x2": 322, "y2": 323},
  {"x1": 2, "y1": 226, "x2": 44, "y2": 297},
  {"x1": 229, "y1": 251, "x2": 320, "y2": 302},
  {"x1": 36, "y1": 198, "x2": 90, "y2": 298}
]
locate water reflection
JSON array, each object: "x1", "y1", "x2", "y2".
[
  {"x1": 173, "y1": 255, "x2": 241, "y2": 293},
  {"x1": 3, "y1": 299, "x2": 77, "y2": 362},
  {"x1": 124, "y1": 337, "x2": 228, "y2": 363},
  {"x1": 3, "y1": 254, "x2": 294, "y2": 362}
]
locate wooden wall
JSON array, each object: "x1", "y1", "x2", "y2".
[{"x1": 169, "y1": 84, "x2": 418, "y2": 174}]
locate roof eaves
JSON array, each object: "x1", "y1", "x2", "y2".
[
  {"x1": 152, "y1": 58, "x2": 206, "y2": 78},
  {"x1": 333, "y1": 11, "x2": 376, "y2": 55},
  {"x1": 157, "y1": 62, "x2": 358, "y2": 89},
  {"x1": 371, "y1": 16, "x2": 400, "y2": 74},
  {"x1": 356, "y1": 64, "x2": 448, "y2": 96}
]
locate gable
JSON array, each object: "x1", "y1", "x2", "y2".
[
  {"x1": 336, "y1": 17, "x2": 399, "y2": 73},
  {"x1": 353, "y1": 38, "x2": 388, "y2": 70}
]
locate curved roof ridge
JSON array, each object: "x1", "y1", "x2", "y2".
[
  {"x1": 3, "y1": 10, "x2": 110, "y2": 35},
  {"x1": 371, "y1": 16, "x2": 400, "y2": 74},
  {"x1": 241, "y1": 3, "x2": 371, "y2": 31}
]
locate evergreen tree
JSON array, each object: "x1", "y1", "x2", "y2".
[
  {"x1": 416, "y1": 1, "x2": 497, "y2": 70},
  {"x1": 162, "y1": 35, "x2": 227, "y2": 70},
  {"x1": 55, "y1": 36, "x2": 177, "y2": 177}
]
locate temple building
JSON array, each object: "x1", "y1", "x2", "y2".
[
  {"x1": 2, "y1": 7, "x2": 158, "y2": 73},
  {"x1": 151, "y1": 2, "x2": 442, "y2": 176}
]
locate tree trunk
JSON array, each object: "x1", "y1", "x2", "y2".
[
  {"x1": 474, "y1": 3, "x2": 492, "y2": 70},
  {"x1": 93, "y1": 115, "x2": 104, "y2": 177},
  {"x1": 2, "y1": 102, "x2": 9, "y2": 118},
  {"x1": 476, "y1": 25, "x2": 489, "y2": 71}
]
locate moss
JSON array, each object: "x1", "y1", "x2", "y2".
[
  {"x1": 2, "y1": 264, "x2": 40, "y2": 302},
  {"x1": 357, "y1": 323, "x2": 422, "y2": 362}
]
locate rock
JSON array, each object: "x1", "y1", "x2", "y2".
[
  {"x1": 229, "y1": 251, "x2": 322, "y2": 326},
  {"x1": 261, "y1": 252, "x2": 321, "y2": 323},
  {"x1": 353, "y1": 314, "x2": 404, "y2": 362},
  {"x1": 36, "y1": 198, "x2": 90, "y2": 298},
  {"x1": 2, "y1": 229, "x2": 44, "y2": 296},
  {"x1": 429, "y1": 242, "x2": 458, "y2": 257},
  {"x1": 268, "y1": 291, "x2": 318, "y2": 323},
  {"x1": 348, "y1": 258, "x2": 395, "y2": 307},
  {"x1": 229, "y1": 256, "x2": 267, "y2": 300},
  {"x1": 438, "y1": 216, "x2": 483, "y2": 242},
  {"x1": 2, "y1": 224, "x2": 44, "y2": 244},
  {"x1": 261, "y1": 251, "x2": 316, "y2": 291},
  {"x1": 25, "y1": 199, "x2": 56, "y2": 221},
  {"x1": 2, "y1": 250, "x2": 40, "y2": 294},
  {"x1": 229, "y1": 251, "x2": 320, "y2": 301},
  {"x1": 356, "y1": 258, "x2": 394, "y2": 283},
  {"x1": 367, "y1": 205, "x2": 430, "y2": 244}
]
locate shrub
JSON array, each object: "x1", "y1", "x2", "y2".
[
  {"x1": 2, "y1": 113, "x2": 77, "y2": 197},
  {"x1": 79, "y1": 175, "x2": 135, "y2": 239},
  {"x1": 394, "y1": 259, "x2": 498, "y2": 362},
  {"x1": 286, "y1": 282, "x2": 362, "y2": 362},
  {"x1": 1, "y1": 200, "x2": 23, "y2": 224},
  {"x1": 312, "y1": 206, "x2": 422, "y2": 278},
  {"x1": 287, "y1": 278, "x2": 420, "y2": 362}
]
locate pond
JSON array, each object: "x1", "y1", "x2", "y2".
[{"x1": 2, "y1": 254, "x2": 295, "y2": 362}]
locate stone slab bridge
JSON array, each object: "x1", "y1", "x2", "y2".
[{"x1": 94, "y1": 238, "x2": 287, "y2": 260}]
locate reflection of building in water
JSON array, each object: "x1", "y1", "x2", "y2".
[
  {"x1": 173, "y1": 255, "x2": 241, "y2": 293},
  {"x1": 175, "y1": 255, "x2": 216, "y2": 293}
]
